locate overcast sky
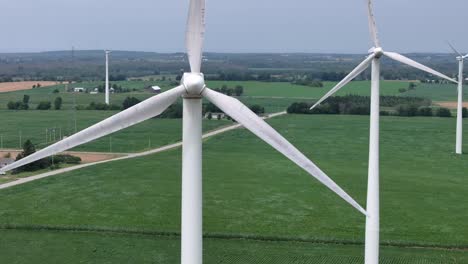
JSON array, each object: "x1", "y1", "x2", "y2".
[{"x1": 1, "y1": 0, "x2": 467, "y2": 54}]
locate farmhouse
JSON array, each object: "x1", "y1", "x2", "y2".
[
  {"x1": 89, "y1": 88, "x2": 99, "y2": 94},
  {"x1": 151, "y1": 86, "x2": 162, "y2": 93},
  {"x1": 74, "y1": 87, "x2": 85, "y2": 92}
]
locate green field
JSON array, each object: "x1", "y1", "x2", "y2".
[
  {"x1": 403, "y1": 83, "x2": 465, "y2": 101},
  {"x1": 0, "y1": 114, "x2": 467, "y2": 262},
  {"x1": 1, "y1": 229, "x2": 466, "y2": 264},
  {"x1": 0, "y1": 80, "x2": 412, "y2": 112},
  {"x1": 0, "y1": 110, "x2": 230, "y2": 153}
]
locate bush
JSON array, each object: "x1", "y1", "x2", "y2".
[
  {"x1": 418, "y1": 107, "x2": 433, "y2": 117},
  {"x1": 159, "y1": 103, "x2": 183, "y2": 118},
  {"x1": 122, "y1": 97, "x2": 141, "y2": 110},
  {"x1": 54, "y1": 97, "x2": 63, "y2": 110},
  {"x1": 86, "y1": 102, "x2": 120, "y2": 110},
  {"x1": 436, "y1": 107, "x2": 452, "y2": 117},
  {"x1": 7, "y1": 101, "x2": 29, "y2": 110},
  {"x1": 463, "y1": 107, "x2": 468, "y2": 118},
  {"x1": 249, "y1": 104, "x2": 265, "y2": 115},
  {"x1": 398, "y1": 88, "x2": 407, "y2": 93},
  {"x1": 36, "y1": 101, "x2": 52, "y2": 110},
  {"x1": 396, "y1": 104, "x2": 418, "y2": 117}
]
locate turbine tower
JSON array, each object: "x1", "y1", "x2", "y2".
[
  {"x1": 448, "y1": 42, "x2": 467, "y2": 154},
  {"x1": 310, "y1": 1, "x2": 458, "y2": 263},
  {"x1": 105, "y1": 50, "x2": 111, "y2": 105},
  {"x1": 0, "y1": 0, "x2": 367, "y2": 263}
]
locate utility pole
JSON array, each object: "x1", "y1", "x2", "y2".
[
  {"x1": 0, "y1": 135, "x2": 3, "y2": 149},
  {"x1": 109, "y1": 136, "x2": 112, "y2": 153},
  {"x1": 45, "y1": 129, "x2": 48, "y2": 144},
  {"x1": 19, "y1": 131, "x2": 22, "y2": 149}
]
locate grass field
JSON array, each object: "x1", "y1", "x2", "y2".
[
  {"x1": 403, "y1": 83, "x2": 464, "y2": 101},
  {"x1": 0, "y1": 80, "x2": 412, "y2": 111},
  {"x1": 0, "y1": 110, "x2": 230, "y2": 153},
  {"x1": 1, "y1": 229, "x2": 466, "y2": 264},
  {"x1": 0, "y1": 114, "x2": 467, "y2": 263}
]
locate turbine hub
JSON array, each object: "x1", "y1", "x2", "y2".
[
  {"x1": 373, "y1": 47, "x2": 384, "y2": 58},
  {"x1": 457, "y1": 56, "x2": 463, "y2": 61},
  {"x1": 181, "y1": 73, "x2": 206, "y2": 96}
]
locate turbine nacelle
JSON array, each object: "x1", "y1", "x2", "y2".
[
  {"x1": 373, "y1": 47, "x2": 384, "y2": 58},
  {"x1": 182, "y1": 72, "x2": 205, "y2": 96}
]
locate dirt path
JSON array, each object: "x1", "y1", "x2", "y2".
[
  {"x1": 435, "y1": 101, "x2": 468, "y2": 109},
  {"x1": 0, "y1": 81, "x2": 59, "y2": 93},
  {"x1": 0, "y1": 112, "x2": 286, "y2": 190},
  {"x1": 0, "y1": 150, "x2": 124, "y2": 164}
]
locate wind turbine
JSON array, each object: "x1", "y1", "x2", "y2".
[
  {"x1": 447, "y1": 42, "x2": 467, "y2": 154},
  {"x1": 310, "y1": 1, "x2": 458, "y2": 263},
  {"x1": 0, "y1": 0, "x2": 367, "y2": 263},
  {"x1": 105, "y1": 50, "x2": 111, "y2": 105}
]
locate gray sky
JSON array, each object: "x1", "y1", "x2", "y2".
[{"x1": 1, "y1": 0, "x2": 467, "y2": 54}]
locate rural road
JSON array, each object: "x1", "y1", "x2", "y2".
[{"x1": 0, "y1": 111, "x2": 287, "y2": 190}]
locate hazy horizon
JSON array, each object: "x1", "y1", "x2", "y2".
[{"x1": 1, "y1": 0, "x2": 467, "y2": 54}]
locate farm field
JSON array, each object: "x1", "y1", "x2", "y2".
[
  {"x1": 0, "y1": 114, "x2": 467, "y2": 262},
  {"x1": 0, "y1": 110, "x2": 230, "y2": 153},
  {"x1": 403, "y1": 82, "x2": 464, "y2": 101},
  {"x1": 0, "y1": 81, "x2": 59, "y2": 93}
]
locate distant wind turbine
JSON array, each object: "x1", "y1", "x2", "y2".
[
  {"x1": 0, "y1": 0, "x2": 366, "y2": 263},
  {"x1": 447, "y1": 42, "x2": 467, "y2": 154},
  {"x1": 105, "y1": 50, "x2": 111, "y2": 105},
  {"x1": 310, "y1": 1, "x2": 458, "y2": 263}
]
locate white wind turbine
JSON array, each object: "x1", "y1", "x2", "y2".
[
  {"x1": 105, "y1": 50, "x2": 111, "y2": 105},
  {"x1": 310, "y1": 1, "x2": 458, "y2": 263},
  {"x1": 447, "y1": 42, "x2": 467, "y2": 154},
  {"x1": 0, "y1": 0, "x2": 367, "y2": 263}
]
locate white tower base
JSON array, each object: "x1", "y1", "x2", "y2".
[
  {"x1": 181, "y1": 97, "x2": 203, "y2": 264},
  {"x1": 365, "y1": 58, "x2": 380, "y2": 264},
  {"x1": 456, "y1": 60, "x2": 464, "y2": 154}
]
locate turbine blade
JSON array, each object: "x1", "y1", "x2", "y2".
[
  {"x1": 0, "y1": 86, "x2": 186, "y2": 173},
  {"x1": 384, "y1": 51, "x2": 458, "y2": 84},
  {"x1": 185, "y1": 0, "x2": 206, "y2": 73},
  {"x1": 202, "y1": 88, "x2": 367, "y2": 216},
  {"x1": 447, "y1": 41, "x2": 463, "y2": 57},
  {"x1": 311, "y1": 54, "x2": 375, "y2": 110},
  {"x1": 463, "y1": 54, "x2": 468, "y2": 59},
  {"x1": 366, "y1": 0, "x2": 380, "y2": 47}
]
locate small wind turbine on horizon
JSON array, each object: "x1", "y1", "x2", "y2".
[
  {"x1": 310, "y1": 0, "x2": 458, "y2": 263},
  {"x1": 447, "y1": 42, "x2": 467, "y2": 154},
  {"x1": 0, "y1": 0, "x2": 367, "y2": 263},
  {"x1": 105, "y1": 50, "x2": 111, "y2": 105}
]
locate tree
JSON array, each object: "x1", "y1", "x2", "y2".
[
  {"x1": 234, "y1": 85, "x2": 244, "y2": 96},
  {"x1": 23, "y1": 95, "x2": 30, "y2": 104},
  {"x1": 122, "y1": 97, "x2": 141, "y2": 110},
  {"x1": 7, "y1": 101, "x2": 16, "y2": 110},
  {"x1": 13, "y1": 139, "x2": 49, "y2": 173},
  {"x1": 436, "y1": 107, "x2": 452, "y2": 117},
  {"x1": 53, "y1": 89, "x2": 60, "y2": 94},
  {"x1": 54, "y1": 97, "x2": 63, "y2": 110},
  {"x1": 462, "y1": 107, "x2": 468, "y2": 118},
  {"x1": 36, "y1": 101, "x2": 52, "y2": 110},
  {"x1": 207, "y1": 112, "x2": 212, "y2": 120},
  {"x1": 249, "y1": 104, "x2": 265, "y2": 115}
]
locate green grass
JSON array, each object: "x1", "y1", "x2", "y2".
[
  {"x1": 0, "y1": 229, "x2": 467, "y2": 264},
  {"x1": 0, "y1": 80, "x2": 175, "y2": 110},
  {"x1": 206, "y1": 80, "x2": 410, "y2": 98},
  {"x1": 0, "y1": 110, "x2": 230, "y2": 152},
  {"x1": 403, "y1": 83, "x2": 465, "y2": 101},
  {"x1": 0, "y1": 114, "x2": 467, "y2": 262},
  {"x1": 0, "y1": 80, "x2": 410, "y2": 112}
]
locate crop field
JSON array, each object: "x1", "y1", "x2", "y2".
[
  {"x1": 403, "y1": 83, "x2": 464, "y2": 101},
  {"x1": 0, "y1": 114, "x2": 467, "y2": 263},
  {"x1": 0, "y1": 110, "x2": 230, "y2": 153}
]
